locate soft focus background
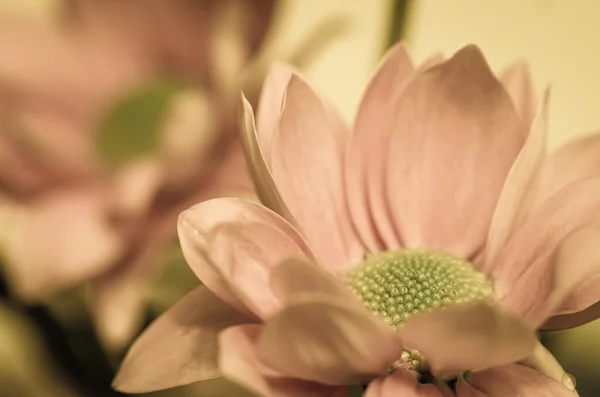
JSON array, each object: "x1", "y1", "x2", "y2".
[{"x1": 0, "y1": 0, "x2": 599, "y2": 396}]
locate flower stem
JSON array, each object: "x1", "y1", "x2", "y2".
[{"x1": 383, "y1": 0, "x2": 411, "y2": 54}]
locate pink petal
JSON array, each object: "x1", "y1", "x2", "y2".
[
  {"x1": 503, "y1": 227, "x2": 600, "y2": 328},
  {"x1": 111, "y1": 157, "x2": 164, "y2": 219},
  {"x1": 255, "y1": 62, "x2": 295, "y2": 168},
  {"x1": 92, "y1": 270, "x2": 148, "y2": 352},
  {"x1": 398, "y1": 302, "x2": 536, "y2": 375},
  {"x1": 178, "y1": 198, "x2": 314, "y2": 316},
  {"x1": 466, "y1": 364, "x2": 577, "y2": 396},
  {"x1": 499, "y1": 61, "x2": 537, "y2": 131},
  {"x1": 385, "y1": 45, "x2": 523, "y2": 259},
  {"x1": 270, "y1": 75, "x2": 362, "y2": 272},
  {"x1": 256, "y1": 294, "x2": 403, "y2": 385},
  {"x1": 219, "y1": 324, "x2": 343, "y2": 397},
  {"x1": 113, "y1": 286, "x2": 250, "y2": 393},
  {"x1": 537, "y1": 130, "x2": 600, "y2": 203},
  {"x1": 206, "y1": 221, "x2": 309, "y2": 318},
  {"x1": 0, "y1": 131, "x2": 50, "y2": 192},
  {"x1": 482, "y1": 89, "x2": 549, "y2": 270},
  {"x1": 348, "y1": 51, "x2": 445, "y2": 253},
  {"x1": 0, "y1": 109, "x2": 95, "y2": 190},
  {"x1": 492, "y1": 177, "x2": 600, "y2": 297},
  {"x1": 0, "y1": 18, "x2": 148, "y2": 116},
  {"x1": 269, "y1": 257, "x2": 357, "y2": 303},
  {"x1": 203, "y1": 137, "x2": 255, "y2": 198},
  {"x1": 4, "y1": 187, "x2": 123, "y2": 300},
  {"x1": 365, "y1": 371, "x2": 443, "y2": 397},
  {"x1": 159, "y1": 89, "x2": 221, "y2": 184},
  {"x1": 345, "y1": 43, "x2": 414, "y2": 252},
  {"x1": 366, "y1": 53, "x2": 447, "y2": 252},
  {"x1": 15, "y1": 107, "x2": 98, "y2": 176},
  {"x1": 455, "y1": 378, "x2": 488, "y2": 397},
  {"x1": 543, "y1": 297, "x2": 600, "y2": 330},
  {"x1": 239, "y1": 93, "x2": 295, "y2": 220}
]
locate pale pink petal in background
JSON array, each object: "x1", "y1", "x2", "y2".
[{"x1": 5, "y1": 187, "x2": 122, "y2": 300}]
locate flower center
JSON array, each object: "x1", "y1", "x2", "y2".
[{"x1": 345, "y1": 249, "x2": 494, "y2": 372}]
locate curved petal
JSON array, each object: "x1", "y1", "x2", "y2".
[
  {"x1": 206, "y1": 221, "x2": 309, "y2": 318},
  {"x1": 113, "y1": 286, "x2": 251, "y2": 393},
  {"x1": 503, "y1": 227, "x2": 600, "y2": 328},
  {"x1": 239, "y1": 94, "x2": 294, "y2": 220},
  {"x1": 466, "y1": 364, "x2": 577, "y2": 396},
  {"x1": 365, "y1": 371, "x2": 443, "y2": 397},
  {"x1": 345, "y1": 43, "x2": 414, "y2": 252},
  {"x1": 255, "y1": 62, "x2": 295, "y2": 167},
  {"x1": 492, "y1": 177, "x2": 600, "y2": 297},
  {"x1": 455, "y1": 378, "x2": 488, "y2": 397},
  {"x1": 219, "y1": 324, "x2": 343, "y2": 397},
  {"x1": 499, "y1": 61, "x2": 537, "y2": 131},
  {"x1": 4, "y1": 187, "x2": 123, "y2": 300},
  {"x1": 542, "y1": 301, "x2": 600, "y2": 330},
  {"x1": 256, "y1": 294, "x2": 403, "y2": 385},
  {"x1": 398, "y1": 302, "x2": 536, "y2": 375},
  {"x1": 270, "y1": 257, "x2": 358, "y2": 303},
  {"x1": 365, "y1": 53, "x2": 446, "y2": 253},
  {"x1": 177, "y1": 197, "x2": 313, "y2": 315},
  {"x1": 538, "y1": 130, "x2": 600, "y2": 202},
  {"x1": 270, "y1": 75, "x2": 361, "y2": 272},
  {"x1": 386, "y1": 45, "x2": 523, "y2": 259},
  {"x1": 482, "y1": 89, "x2": 549, "y2": 270}
]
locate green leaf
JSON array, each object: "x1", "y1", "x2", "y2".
[{"x1": 95, "y1": 79, "x2": 184, "y2": 167}]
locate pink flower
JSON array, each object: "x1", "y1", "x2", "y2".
[
  {"x1": 113, "y1": 44, "x2": 599, "y2": 396},
  {"x1": 0, "y1": 1, "x2": 275, "y2": 350}
]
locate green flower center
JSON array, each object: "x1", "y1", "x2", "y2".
[{"x1": 345, "y1": 249, "x2": 495, "y2": 372}]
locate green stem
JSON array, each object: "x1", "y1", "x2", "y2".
[{"x1": 384, "y1": 0, "x2": 411, "y2": 53}]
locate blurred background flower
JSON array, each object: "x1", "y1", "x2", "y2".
[
  {"x1": 0, "y1": 0, "x2": 277, "y2": 353},
  {"x1": 0, "y1": 0, "x2": 350, "y2": 394}
]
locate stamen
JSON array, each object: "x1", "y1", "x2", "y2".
[
  {"x1": 346, "y1": 249, "x2": 494, "y2": 328},
  {"x1": 346, "y1": 249, "x2": 495, "y2": 375}
]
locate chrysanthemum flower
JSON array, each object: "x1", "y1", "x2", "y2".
[
  {"x1": 114, "y1": 44, "x2": 600, "y2": 396},
  {"x1": 0, "y1": 0, "x2": 273, "y2": 350}
]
